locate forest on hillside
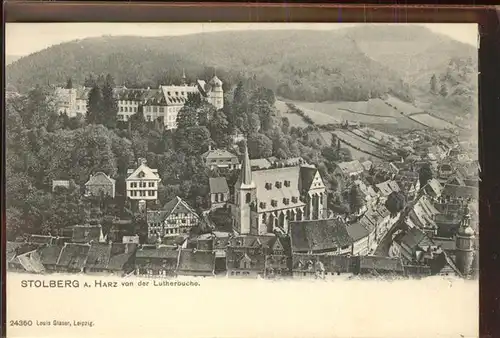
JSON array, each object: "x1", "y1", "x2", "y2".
[
  {"x1": 5, "y1": 75, "x2": 366, "y2": 241},
  {"x1": 6, "y1": 31, "x2": 414, "y2": 103}
]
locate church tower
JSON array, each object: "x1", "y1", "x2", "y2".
[
  {"x1": 208, "y1": 72, "x2": 224, "y2": 110},
  {"x1": 455, "y1": 205, "x2": 475, "y2": 276},
  {"x1": 233, "y1": 142, "x2": 256, "y2": 235},
  {"x1": 181, "y1": 68, "x2": 187, "y2": 86}
]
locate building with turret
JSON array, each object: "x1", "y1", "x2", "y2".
[
  {"x1": 231, "y1": 143, "x2": 327, "y2": 235},
  {"x1": 455, "y1": 206, "x2": 476, "y2": 276}
]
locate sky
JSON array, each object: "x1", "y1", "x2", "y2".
[{"x1": 6, "y1": 22, "x2": 478, "y2": 56}]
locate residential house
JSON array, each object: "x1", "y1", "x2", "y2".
[
  {"x1": 437, "y1": 163, "x2": 455, "y2": 182},
  {"x1": 146, "y1": 196, "x2": 200, "y2": 239},
  {"x1": 352, "y1": 256, "x2": 405, "y2": 276},
  {"x1": 361, "y1": 160, "x2": 373, "y2": 172},
  {"x1": 226, "y1": 250, "x2": 266, "y2": 278},
  {"x1": 202, "y1": 147, "x2": 240, "y2": 170},
  {"x1": 6, "y1": 243, "x2": 45, "y2": 273},
  {"x1": 56, "y1": 243, "x2": 91, "y2": 273},
  {"x1": 106, "y1": 243, "x2": 138, "y2": 275},
  {"x1": 346, "y1": 222, "x2": 370, "y2": 256},
  {"x1": 264, "y1": 255, "x2": 290, "y2": 279},
  {"x1": 126, "y1": 158, "x2": 161, "y2": 202},
  {"x1": 84, "y1": 172, "x2": 116, "y2": 198},
  {"x1": 249, "y1": 158, "x2": 274, "y2": 170},
  {"x1": 441, "y1": 184, "x2": 478, "y2": 203},
  {"x1": 52, "y1": 180, "x2": 71, "y2": 192},
  {"x1": 394, "y1": 171, "x2": 420, "y2": 200},
  {"x1": 289, "y1": 219, "x2": 353, "y2": 255},
  {"x1": 333, "y1": 160, "x2": 365, "y2": 181},
  {"x1": 231, "y1": 144, "x2": 327, "y2": 235},
  {"x1": 209, "y1": 177, "x2": 230, "y2": 208},
  {"x1": 423, "y1": 178, "x2": 443, "y2": 201},
  {"x1": 428, "y1": 145, "x2": 448, "y2": 161},
  {"x1": 227, "y1": 234, "x2": 276, "y2": 255},
  {"x1": 406, "y1": 195, "x2": 440, "y2": 236},
  {"x1": 62, "y1": 224, "x2": 106, "y2": 244},
  {"x1": 177, "y1": 249, "x2": 216, "y2": 277},
  {"x1": 134, "y1": 245, "x2": 179, "y2": 277},
  {"x1": 393, "y1": 227, "x2": 436, "y2": 265},
  {"x1": 38, "y1": 245, "x2": 64, "y2": 272},
  {"x1": 291, "y1": 254, "x2": 326, "y2": 279},
  {"x1": 353, "y1": 179, "x2": 378, "y2": 207},
  {"x1": 114, "y1": 87, "x2": 149, "y2": 122}
]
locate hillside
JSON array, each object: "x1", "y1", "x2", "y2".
[{"x1": 6, "y1": 30, "x2": 412, "y2": 102}]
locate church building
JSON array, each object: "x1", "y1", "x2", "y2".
[{"x1": 231, "y1": 143, "x2": 328, "y2": 235}]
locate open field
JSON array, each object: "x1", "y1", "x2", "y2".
[
  {"x1": 320, "y1": 132, "x2": 380, "y2": 162},
  {"x1": 409, "y1": 113, "x2": 458, "y2": 130},
  {"x1": 331, "y1": 130, "x2": 392, "y2": 160},
  {"x1": 384, "y1": 95, "x2": 425, "y2": 115}
]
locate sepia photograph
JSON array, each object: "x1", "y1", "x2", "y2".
[{"x1": 5, "y1": 21, "x2": 479, "y2": 338}]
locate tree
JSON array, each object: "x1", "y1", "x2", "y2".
[
  {"x1": 247, "y1": 133, "x2": 273, "y2": 159},
  {"x1": 208, "y1": 109, "x2": 231, "y2": 148},
  {"x1": 101, "y1": 74, "x2": 118, "y2": 128},
  {"x1": 385, "y1": 191, "x2": 406, "y2": 216},
  {"x1": 348, "y1": 184, "x2": 365, "y2": 214},
  {"x1": 419, "y1": 162, "x2": 433, "y2": 188},
  {"x1": 86, "y1": 84, "x2": 103, "y2": 125},
  {"x1": 430, "y1": 74, "x2": 437, "y2": 94},
  {"x1": 439, "y1": 82, "x2": 448, "y2": 97}
]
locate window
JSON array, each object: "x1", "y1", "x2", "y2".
[
  {"x1": 148, "y1": 191, "x2": 154, "y2": 196},
  {"x1": 131, "y1": 182, "x2": 137, "y2": 188},
  {"x1": 292, "y1": 197, "x2": 298, "y2": 203},
  {"x1": 246, "y1": 193, "x2": 251, "y2": 204},
  {"x1": 125, "y1": 107, "x2": 128, "y2": 112},
  {"x1": 149, "y1": 182, "x2": 155, "y2": 187},
  {"x1": 182, "y1": 220, "x2": 186, "y2": 224},
  {"x1": 140, "y1": 191, "x2": 145, "y2": 197},
  {"x1": 265, "y1": 183, "x2": 272, "y2": 190},
  {"x1": 275, "y1": 182, "x2": 282, "y2": 188},
  {"x1": 284, "y1": 180, "x2": 291, "y2": 187},
  {"x1": 153, "y1": 106, "x2": 158, "y2": 113},
  {"x1": 147, "y1": 116, "x2": 151, "y2": 122},
  {"x1": 259, "y1": 202, "x2": 267, "y2": 209},
  {"x1": 271, "y1": 200, "x2": 278, "y2": 207},
  {"x1": 283, "y1": 198, "x2": 290, "y2": 205},
  {"x1": 120, "y1": 107, "x2": 124, "y2": 112},
  {"x1": 159, "y1": 107, "x2": 164, "y2": 113}
]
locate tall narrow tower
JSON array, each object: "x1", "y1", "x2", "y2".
[
  {"x1": 455, "y1": 205, "x2": 475, "y2": 276},
  {"x1": 181, "y1": 68, "x2": 187, "y2": 86},
  {"x1": 208, "y1": 74, "x2": 224, "y2": 110},
  {"x1": 234, "y1": 142, "x2": 256, "y2": 234}
]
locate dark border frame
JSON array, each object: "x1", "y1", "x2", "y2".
[{"x1": 3, "y1": 3, "x2": 499, "y2": 338}]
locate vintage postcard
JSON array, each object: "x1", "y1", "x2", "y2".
[{"x1": 5, "y1": 22, "x2": 479, "y2": 338}]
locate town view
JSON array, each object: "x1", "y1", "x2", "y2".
[{"x1": 5, "y1": 24, "x2": 479, "y2": 280}]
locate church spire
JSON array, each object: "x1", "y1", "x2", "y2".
[
  {"x1": 181, "y1": 68, "x2": 187, "y2": 85},
  {"x1": 240, "y1": 141, "x2": 253, "y2": 187}
]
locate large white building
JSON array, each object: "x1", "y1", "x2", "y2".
[
  {"x1": 54, "y1": 72, "x2": 224, "y2": 129},
  {"x1": 125, "y1": 159, "x2": 161, "y2": 202}
]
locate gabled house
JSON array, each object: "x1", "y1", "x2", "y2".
[
  {"x1": 289, "y1": 219, "x2": 353, "y2": 255},
  {"x1": 126, "y1": 158, "x2": 161, "y2": 202},
  {"x1": 264, "y1": 255, "x2": 290, "y2": 279},
  {"x1": 38, "y1": 245, "x2": 64, "y2": 272},
  {"x1": 177, "y1": 249, "x2": 216, "y2": 277},
  {"x1": 226, "y1": 250, "x2": 266, "y2": 278},
  {"x1": 134, "y1": 245, "x2": 180, "y2": 277},
  {"x1": 65, "y1": 224, "x2": 106, "y2": 244},
  {"x1": 202, "y1": 147, "x2": 240, "y2": 170},
  {"x1": 146, "y1": 196, "x2": 200, "y2": 239},
  {"x1": 56, "y1": 243, "x2": 91, "y2": 273},
  {"x1": 84, "y1": 172, "x2": 116, "y2": 198},
  {"x1": 333, "y1": 160, "x2": 365, "y2": 180},
  {"x1": 352, "y1": 256, "x2": 405, "y2": 277},
  {"x1": 423, "y1": 178, "x2": 443, "y2": 200},
  {"x1": 209, "y1": 177, "x2": 230, "y2": 208}
]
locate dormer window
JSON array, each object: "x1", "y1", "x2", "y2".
[
  {"x1": 283, "y1": 198, "x2": 290, "y2": 205},
  {"x1": 138, "y1": 172, "x2": 145, "y2": 178},
  {"x1": 275, "y1": 181, "x2": 282, "y2": 188},
  {"x1": 265, "y1": 183, "x2": 272, "y2": 190},
  {"x1": 284, "y1": 180, "x2": 291, "y2": 187},
  {"x1": 292, "y1": 197, "x2": 298, "y2": 203},
  {"x1": 271, "y1": 200, "x2": 278, "y2": 207},
  {"x1": 259, "y1": 202, "x2": 267, "y2": 209}
]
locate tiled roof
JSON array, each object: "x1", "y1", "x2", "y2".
[
  {"x1": 249, "y1": 158, "x2": 273, "y2": 170},
  {"x1": 177, "y1": 249, "x2": 215, "y2": 273},
  {"x1": 71, "y1": 225, "x2": 103, "y2": 243},
  {"x1": 375, "y1": 204, "x2": 390, "y2": 219},
  {"x1": 248, "y1": 166, "x2": 320, "y2": 213},
  {"x1": 441, "y1": 184, "x2": 478, "y2": 200},
  {"x1": 202, "y1": 149, "x2": 238, "y2": 161},
  {"x1": 57, "y1": 243, "x2": 91, "y2": 270},
  {"x1": 38, "y1": 245, "x2": 64, "y2": 266},
  {"x1": 209, "y1": 177, "x2": 229, "y2": 194},
  {"x1": 426, "y1": 178, "x2": 443, "y2": 197},
  {"x1": 361, "y1": 160, "x2": 373, "y2": 171},
  {"x1": 375, "y1": 180, "x2": 400, "y2": 197},
  {"x1": 107, "y1": 243, "x2": 137, "y2": 270},
  {"x1": 347, "y1": 222, "x2": 370, "y2": 242},
  {"x1": 85, "y1": 172, "x2": 115, "y2": 186},
  {"x1": 85, "y1": 243, "x2": 111, "y2": 270},
  {"x1": 136, "y1": 245, "x2": 179, "y2": 259},
  {"x1": 226, "y1": 250, "x2": 266, "y2": 271},
  {"x1": 28, "y1": 235, "x2": 55, "y2": 245},
  {"x1": 397, "y1": 227, "x2": 427, "y2": 252},
  {"x1": 290, "y1": 219, "x2": 353, "y2": 252},
  {"x1": 126, "y1": 163, "x2": 161, "y2": 181},
  {"x1": 160, "y1": 85, "x2": 200, "y2": 106},
  {"x1": 358, "y1": 256, "x2": 404, "y2": 273},
  {"x1": 337, "y1": 160, "x2": 364, "y2": 175},
  {"x1": 113, "y1": 88, "x2": 150, "y2": 101}
]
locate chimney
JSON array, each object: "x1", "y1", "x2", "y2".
[{"x1": 208, "y1": 144, "x2": 212, "y2": 151}]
